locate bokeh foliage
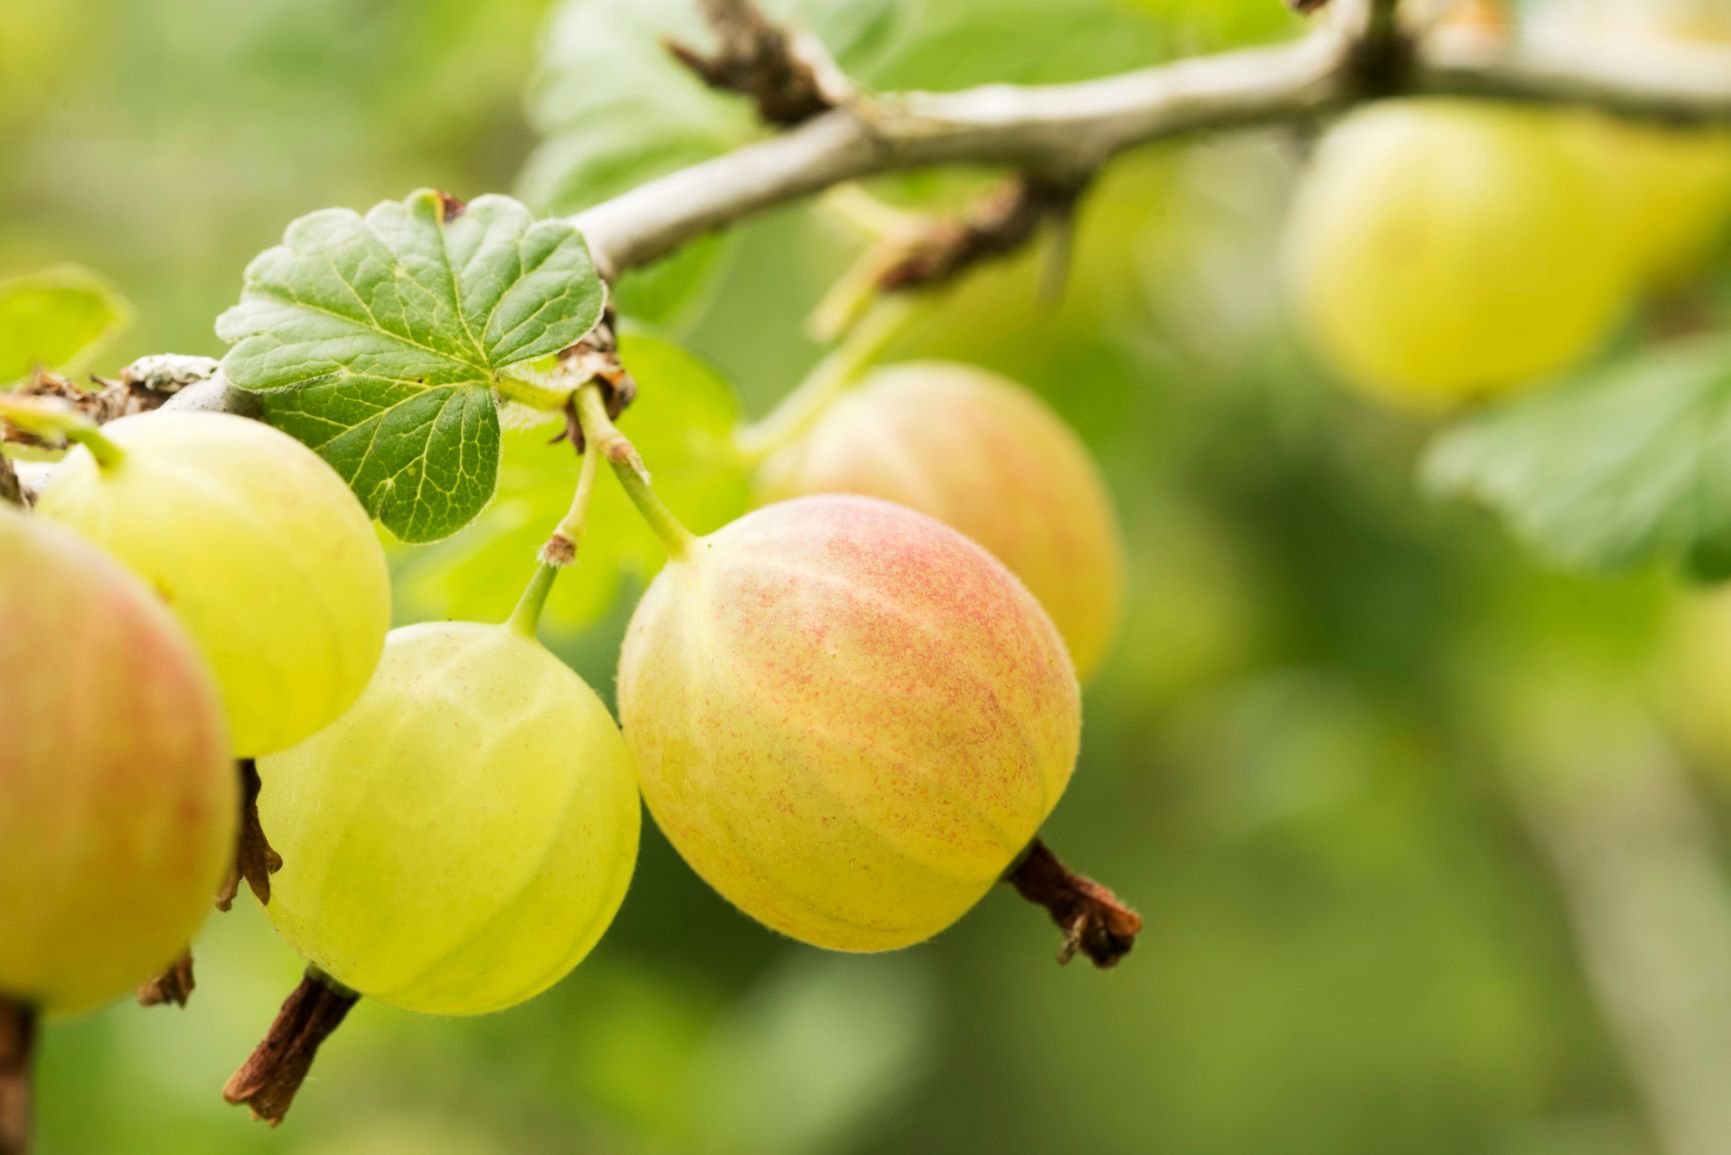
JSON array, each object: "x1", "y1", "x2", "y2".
[{"x1": 7, "y1": 0, "x2": 1728, "y2": 1152}]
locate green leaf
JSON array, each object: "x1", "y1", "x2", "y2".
[
  {"x1": 1424, "y1": 336, "x2": 1731, "y2": 580},
  {"x1": 517, "y1": 0, "x2": 929, "y2": 328},
  {"x1": 801, "y1": 0, "x2": 918, "y2": 72},
  {"x1": 0, "y1": 265, "x2": 133, "y2": 385},
  {"x1": 394, "y1": 329, "x2": 752, "y2": 628},
  {"x1": 527, "y1": 0, "x2": 748, "y2": 142},
  {"x1": 216, "y1": 189, "x2": 606, "y2": 543},
  {"x1": 521, "y1": 2, "x2": 752, "y2": 327}
]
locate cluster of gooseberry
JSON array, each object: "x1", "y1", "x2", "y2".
[
  {"x1": 1285, "y1": 1, "x2": 1731, "y2": 411},
  {"x1": 0, "y1": 294, "x2": 1132, "y2": 1140}
]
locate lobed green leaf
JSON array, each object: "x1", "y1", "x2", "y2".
[
  {"x1": 1424, "y1": 336, "x2": 1731, "y2": 581},
  {"x1": 217, "y1": 189, "x2": 606, "y2": 542}
]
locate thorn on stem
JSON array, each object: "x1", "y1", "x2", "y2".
[
  {"x1": 1006, "y1": 839, "x2": 1142, "y2": 968},
  {"x1": 224, "y1": 970, "x2": 357, "y2": 1126},
  {"x1": 0, "y1": 999, "x2": 35, "y2": 1155},
  {"x1": 217, "y1": 759, "x2": 282, "y2": 912},
  {"x1": 136, "y1": 948, "x2": 197, "y2": 1009}
]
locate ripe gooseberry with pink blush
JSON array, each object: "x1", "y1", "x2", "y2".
[
  {"x1": 617, "y1": 495, "x2": 1081, "y2": 951},
  {"x1": 757, "y1": 362, "x2": 1125, "y2": 680},
  {"x1": 0, "y1": 506, "x2": 235, "y2": 1015}
]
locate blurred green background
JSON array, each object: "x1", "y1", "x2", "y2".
[{"x1": 9, "y1": 1, "x2": 1731, "y2": 1152}]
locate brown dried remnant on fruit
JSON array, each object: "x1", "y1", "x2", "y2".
[
  {"x1": 216, "y1": 759, "x2": 283, "y2": 911},
  {"x1": 0, "y1": 1000, "x2": 34, "y2": 1155},
  {"x1": 1007, "y1": 840, "x2": 1143, "y2": 968},
  {"x1": 224, "y1": 970, "x2": 357, "y2": 1127},
  {"x1": 136, "y1": 949, "x2": 197, "y2": 1009}
]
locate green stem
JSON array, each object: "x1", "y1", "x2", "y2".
[
  {"x1": 808, "y1": 246, "x2": 899, "y2": 343},
  {"x1": 574, "y1": 383, "x2": 698, "y2": 562},
  {"x1": 0, "y1": 395, "x2": 126, "y2": 470},
  {"x1": 821, "y1": 185, "x2": 928, "y2": 239},
  {"x1": 495, "y1": 372, "x2": 576, "y2": 412},
  {"x1": 76, "y1": 427, "x2": 126, "y2": 471},
  {"x1": 548, "y1": 433, "x2": 602, "y2": 558},
  {"x1": 733, "y1": 296, "x2": 919, "y2": 465},
  {"x1": 505, "y1": 563, "x2": 561, "y2": 640}
]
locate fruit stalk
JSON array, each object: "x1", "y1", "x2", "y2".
[
  {"x1": 216, "y1": 759, "x2": 283, "y2": 912},
  {"x1": 540, "y1": 429, "x2": 602, "y2": 567},
  {"x1": 495, "y1": 371, "x2": 578, "y2": 413},
  {"x1": 0, "y1": 396, "x2": 126, "y2": 470},
  {"x1": 0, "y1": 999, "x2": 34, "y2": 1155},
  {"x1": 506, "y1": 564, "x2": 561, "y2": 639},
  {"x1": 224, "y1": 969, "x2": 358, "y2": 1126},
  {"x1": 732, "y1": 297, "x2": 918, "y2": 464},
  {"x1": 572, "y1": 382, "x2": 697, "y2": 560},
  {"x1": 1006, "y1": 840, "x2": 1143, "y2": 968}
]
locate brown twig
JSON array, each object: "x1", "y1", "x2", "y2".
[
  {"x1": 666, "y1": 0, "x2": 832, "y2": 126},
  {"x1": 224, "y1": 970, "x2": 358, "y2": 1126},
  {"x1": 0, "y1": 999, "x2": 35, "y2": 1155},
  {"x1": 2, "y1": 358, "x2": 216, "y2": 455},
  {"x1": 874, "y1": 177, "x2": 1084, "y2": 295},
  {"x1": 1007, "y1": 840, "x2": 1142, "y2": 968},
  {"x1": 136, "y1": 949, "x2": 197, "y2": 1009},
  {"x1": 216, "y1": 759, "x2": 282, "y2": 912}
]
